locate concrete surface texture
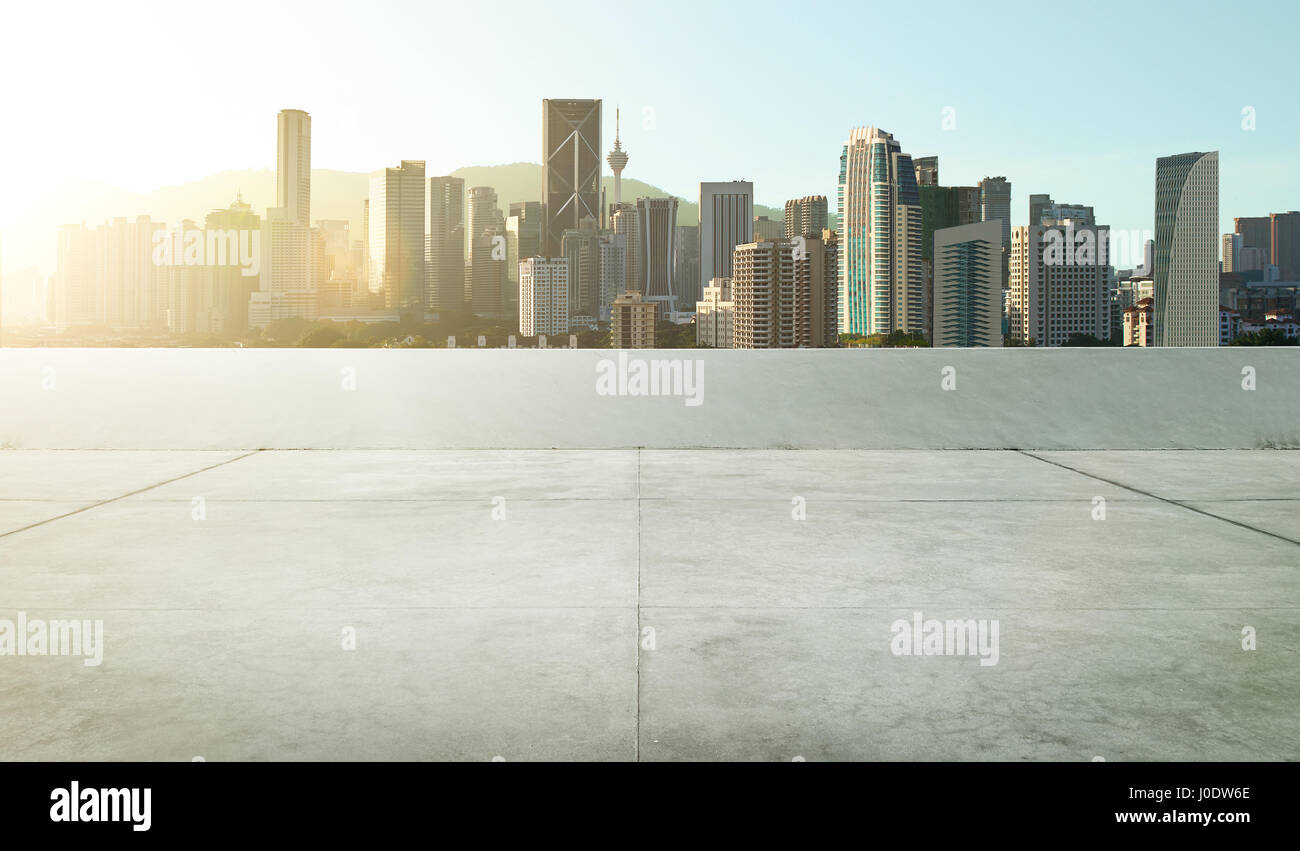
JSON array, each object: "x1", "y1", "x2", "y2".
[
  {"x1": 1, "y1": 348, "x2": 1299, "y2": 449},
  {"x1": 1, "y1": 448, "x2": 1296, "y2": 761}
]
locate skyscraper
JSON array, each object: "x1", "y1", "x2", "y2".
[
  {"x1": 426, "y1": 176, "x2": 465, "y2": 311},
  {"x1": 542, "y1": 98, "x2": 602, "y2": 255},
  {"x1": 673, "y1": 224, "x2": 700, "y2": 309},
  {"x1": 837, "y1": 126, "x2": 924, "y2": 336},
  {"x1": 269, "y1": 109, "x2": 312, "y2": 313},
  {"x1": 784, "y1": 196, "x2": 828, "y2": 239},
  {"x1": 598, "y1": 232, "x2": 627, "y2": 321},
  {"x1": 562, "y1": 222, "x2": 601, "y2": 321},
  {"x1": 367, "y1": 160, "x2": 427, "y2": 312},
  {"x1": 1153, "y1": 151, "x2": 1218, "y2": 346},
  {"x1": 1234, "y1": 216, "x2": 1271, "y2": 263},
  {"x1": 980, "y1": 175, "x2": 1012, "y2": 280},
  {"x1": 276, "y1": 109, "x2": 311, "y2": 228},
  {"x1": 637, "y1": 196, "x2": 678, "y2": 313},
  {"x1": 612, "y1": 204, "x2": 642, "y2": 293},
  {"x1": 932, "y1": 220, "x2": 1003, "y2": 347},
  {"x1": 1270, "y1": 211, "x2": 1300, "y2": 281},
  {"x1": 205, "y1": 199, "x2": 260, "y2": 333},
  {"x1": 699, "y1": 181, "x2": 754, "y2": 303}
]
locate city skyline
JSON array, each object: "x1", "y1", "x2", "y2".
[{"x1": 3, "y1": 0, "x2": 1298, "y2": 281}]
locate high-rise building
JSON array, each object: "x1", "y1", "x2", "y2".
[
  {"x1": 1153, "y1": 151, "x2": 1218, "y2": 346},
  {"x1": 913, "y1": 157, "x2": 939, "y2": 187},
  {"x1": 932, "y1": 220, "x2": 1003, "y2": 347},
  {"x1": 1029, "y1": 194, "x2": 1094, "y2": 227},
  {"x1": 543, "y1": 98, "x2": 602, "y2": 255},
  {"x1": 261, "y1": 207, "x2": 310, "y2": 294},
  {"x1": 695, "y1": 277, "x2": 734, "y2": 348},
  {"x1": 269, "y1": 109, "x2": 312, "y2": 310},
  {"x1": 466, "y1": 187, "x2": 508, "y2": 319},
  {"x1": 610, "y1": 290, "x2": 656, "y2": 348},
  {"x1": 1234, "y1": 216, "x2": 1271, "y2": 261},
  {"x1": 673, "y1": 224, "x2": 700, "y2": 310},
  {"x1": 367, "y1": 160, "x2": 427, "y2": 312},
  {"x1": 519, "y1": 257, "x2": 569, "y2": 337},
  {"x1": 696, "y1": 277, "x2": 734, "y2": 347},
  {"x1": 1222, "y1": 233, "x2": 1243, "y2": 273},
  {"x1": 562, "y1": 223, "x2": 601, "y2": 321},
  {"x1": 204, "y1": 199, "x2": 260, "y2": 334},
  {"x1": 598, "y1": 233, "x2": 627, "y2": 321},
  {"x1": 731, "y1": 233, "x2": 839, "y2": 348},
  {"x1": 980, "y1": 175, "x2": 1012, "y2": 281},
  {"x1": 753, "y1": 215, "x2": 783, "y2": 241},
  {"x1": 612, "y1": 204, "x2": 642, "y2": 294},
  {"x1": 837, "y1": 126, "x2": 924, "y2": 336},
  {"x1": 637, "y1": 197, "x2": 679, "y2": 313},
  {"x1": 466, "y1": 186, "x2": 504, "y2": 262},
  {"x1": 784, "y1": 196, "x2": 828, "y2": 239},
  {"x1": 1009, "y1": 217, "x2": 1112, "y2": 346},
  {"x1": 426, "y1": 176, "x2": 465, "y2": 311},
  {"x1": 699, "y1": 181, "x2": 753, "y2": 303},
  {"x1": 606, "y1": 107, "x2": 629, "y2": 208},
  {"x1": 1270, "y1": 211, "x2": 1300, "y2": 281},
  {"x1": 276, "y1": 109, "x2": 311, "y2": 228}
]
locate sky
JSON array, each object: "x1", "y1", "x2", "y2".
[{"x1": 1, "y1": 0, "x2": 1297, "y2": 275}]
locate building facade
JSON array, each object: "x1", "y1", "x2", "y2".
[
  {"x1": 368, "y1": 160, "x2": 427, "y2": 312},
  {"x1": 732, "y1": 233, "x2": 838, "y2": 348},
  {"x1": 519, "y1": 257, "x2": 569, "y2": 337},
  {"x1": 1153, "y1": 151, "x2": 1219, "y2": 346},
  {"x1": 932, "y1": 220, "x2": 1004, "y2": 347},
  {"x1": 837, "y1": 126, "x2": 924, "y2": 336},
  {"x1": 542, "y1": 98, "x2": 602, "y2": 255}
]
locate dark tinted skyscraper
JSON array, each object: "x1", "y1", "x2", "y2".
[{"x1": 542, "y1": 99, "x2": 602, "y2": 256}]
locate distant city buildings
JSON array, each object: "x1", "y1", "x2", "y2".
[
  {"x1": 837, "y1": 126, "x2": 924, "y2": 336},
  {"x1": 1153, "y1": 151, "x2": 1219, "y2": 346}
]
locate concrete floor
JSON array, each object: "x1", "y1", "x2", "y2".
[{"x1": 0, "y1": 449, "x2": 1296, "y2": 761}]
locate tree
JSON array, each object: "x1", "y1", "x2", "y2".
[
  {"x1": 1231, "y1": 328, "x2": 1298, "y2": 346},
  {"x1": 296, "y1": 325, "x2": 346, "y2": 348}
]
